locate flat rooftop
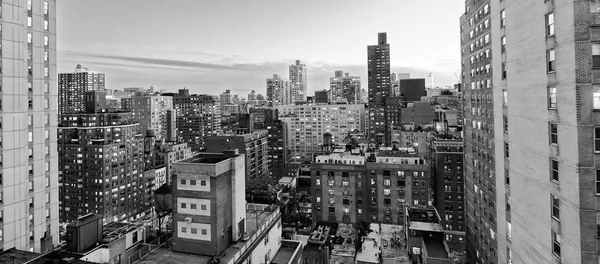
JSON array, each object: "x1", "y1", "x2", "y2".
[
  {"x1": 407, "y1": 208, "x2": 440, "y2": 224},
  {"x1": 424, "y1": 239, "x2": 449, "y2": 259},
  {"x1": 331, "y1": 223, "x2": 356, "y2": 257},
  {"x1": 380, "y1": 224, "x2": 409, "y2": 263},
  {"x1": 137, "y1": 205, "x2": 279, "y2": 264},
  {"x1": 0, "y1": 248, "x2": 96, "y2": 264},
  {"x1": 181, "y1": 156, "x2": 230, "y2": 164},
  {"x1": 271, "y1": 240, "x2": 301, "y2": 264}
]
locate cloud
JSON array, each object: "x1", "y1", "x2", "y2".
[{"x1": 58, "y1": 51, "x2": 459, "y2": 96}]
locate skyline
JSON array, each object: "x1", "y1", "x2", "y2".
[{"x1": 57, "y1": 0, "x2": 463, "y2": 95}]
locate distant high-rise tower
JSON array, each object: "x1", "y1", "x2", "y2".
[
  {"x1": 266, "y1": 74, "x2": 291, "y2": 107},
  {"x1": 58, "y1": 65, "x2": 106, "y2": 118},
  {"x1": 0, "y1": 0, "x2": 60, "y2": 253},
  {"x1": 367, "y1": 32, "x2": 391, "y2": 145},
  {"x1": 170, "y1": 89, "x2": 222, "y2": 152},
  {"x1": 428, "y1": 73, "x2": 435, "y2": 88},
  {"x1": 330, "y1": 71, "x2": 361, "y2": 103},
  {"x1": 289, "y1": 60, "x2": 307, "y2": 103}
]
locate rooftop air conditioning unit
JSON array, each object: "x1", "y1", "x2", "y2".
[{"x1": 185, "y1": 217, "x2": 192, "y2": 223}]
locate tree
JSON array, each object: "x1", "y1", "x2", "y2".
[{"x1": 354, "y1": 221, "x2": 373, "y2": 251}]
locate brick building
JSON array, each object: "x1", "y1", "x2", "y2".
[{"x1": 310, "y1": 147, "x2": 430, "y2": 225}]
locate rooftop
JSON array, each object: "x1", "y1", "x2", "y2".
[
  {"x1": 407, "y1": 207, "x2": 444, "y2": 233},
  {"x1": 330, "y1": 223, "x2": 356, "y2": 257},
  {"x1": 0, "y1": 248, "x2": 95, "y2": 264},
  {"x1": 271, "y1": 240, "x2": 302, "y2": 264},
  {"x1": 424, "y1": 238, "x2": 449, "y2": 259},
  {"x1": 137, "y1": 204, "x2": 280, "y2": 264},
  {"x1": 380, "y1": 224, "x2": 409, "y2": 263},
  {"x1": 179, "y1": 152, "x2": 239, "y2": 164}
]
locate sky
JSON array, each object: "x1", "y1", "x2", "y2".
[{"x1": 57, "y1": 0, "x2": 464, "y2": 96}]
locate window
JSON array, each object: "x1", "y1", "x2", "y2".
[
  {"x1": 27, "y1": 17, "x2": 32, "y2": 27},
  {"x1": 504, "y1": 143, "x2": 509, "y2": 158},
  {"x1": 596, "y1": 170, "x2": 600, "y2": 195},
  {"x1": 549, "y1": 123, "x2": 557, "y2": 144},
  {"x1": 551, "y1": 195, "x2": 560, "y2": 220},
  {"x1": 200, "y1": 180, "x2": 206, "y2": 186},
  {"x1": 180, "y1": 203, "x2": 186, "y2": 209},
  {"x1": 191, "y1": 228, "x2": 197, "y2": 234},
  {"x1": 593, "y1": 0, "x2": 600, "y2": 13},
  {"x1": 44, "y1": 67, "x2": 49, "y2": 77},
  {"x1": 505, "y1": 168, "x2": 510, "y2": 186},
  {"x1": 190, "y1": 204, "x2": 197, "y2": 209},
  {"x1": 27, "y1": 0, "x2": 32, "y2": 11},
  {"x1": 500, "y1": 10, "x2": 505, "y2": 27},
  {"x1": 546, "y1": 12, "x2": 555, "y2": 36},
  {"x1": 550, "y1": 159, "x2": 559, "y2": 182},
  {"x1": 593, "y1": 44, "x2": 600, "y2": 68},
  {"x1": 190, "y1": 180, "x2": 196, "y2": 185},
  {"x1": 180, "y1": 179, "x2": 186, "y2": 185},
  {"x1": 181, "y1": 227, "x2": 187, "y2": 233},
  {"x1": 552, "y1": 231, "x2": 561, "y2": 258},
  {"x1": 27, "y1": 33, "x2": 32, "y2": 44},
  {"x1": 501, "y1": 36, "x2": 506, "y2": 52},
  {"x1": 44, "y1": 36, "x2": 49, "y2": 46},
  {"x1": 44, "y1": 1, "x2": 49, "y2": 14},
  {"x1": 547, "y1": 49, "x2": 556, "y2": 72},
  {"x1": 201, "y1": 204, "x2": 207, "y2": 210},
  {"x1": 44, "y1": 20, "x2": 48, "y2": 31},
  {"x1": 44, "y1": 51, "x2": 48, "y2": 62},
  {"x1": 548, "y1": 87, "x2": 557, "y2": 109},
  {"x1": 501, "y1": 63, "x2": 507, "y2": 79},
  {"x1": 28, "y1": 132, "x2": 33, "y2": 143},
  {"x1": 201, "y1": 229, "x2": 207, "y2": 235}
]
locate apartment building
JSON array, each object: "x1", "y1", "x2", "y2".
[
  {"x1": 310, "y1": 148, "x2": 430, "y2": 225},
  {"x1": 461, "y1": 0, "x2": 600, "y2": 263},
  {"x1": 430, "y1": 134, "x2": 465, "y2": 246},
  {"x1": 289, "y1": 60, "x2": 307, "y2": 103},
  {"x1": 168, "y1": 89, "x2": 221, "y2": 152},
  {"x1": 0, "y1": 0, "x2": 59, "y2": 253},
  {"x1": 367, "y1": 33, "x2": 392, "y2": 145},
  {"x1": 58, "y1": 65, "x2": 105, "y2": 118},
  {"x1": 330, "y1": 71, "x2": 361, "y2": 104},
  {"x1": 277, "y1": 103, "x2": 366, "y2": 162},
  {"x1": 58, "y1": 111, "x2": 149, "y2": 224},
  {"x1": 121, "y1": 95, "x2": 176, "y2": 141},
  {"x1": 205, "y1": 130, "x2": 269, "y2": 181},
  {"x1": 266, "y1": 74, "x2": 292, "y2": 107}
]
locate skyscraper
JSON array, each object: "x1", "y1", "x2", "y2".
[
  {"x1": 330, "y1": 71, "x2": 361, "y2": 103},
  {"x1": 289, "y1": 60, "x2": 307, "y2": 103},
  {"x1": 367, "y1": 33, "x2": 392, "y2": 145},
  {"x1": 462, "y1": 1, "x2": 600, "y2": 263},
  {"x1": 0, "y1": 0, "x2": 59, "y2": 253},
  {"x1": 58, "y1": 64, "x2": 105, "y2": 118},
  {"x1": 266, "y1": 74, "x2": 291, "y2": 107}
]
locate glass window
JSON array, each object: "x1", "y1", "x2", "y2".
[
  {"x1": 552, "y1": 231, "x2": 561, "y2": 258},
  {"x1": 501, "y1": 10, "x2": 505, "y2": 27},
  {"x1": 596, "y1": 170, "x2": 600, "y2": 195},
  {"x1": 551, "y1": 195, "x2": 560, "y2": 220},
  {"x1": 548, "y1": 87, "x2": 557, "y2": 109},
  {"x1": 27, "y1": 33, "x2": 32, "y2": 44},
  {"x1": 546, "y1": 13, "x2": 554, "y2": 36},
  {"x1": 593, "y1": 44, "x2": 600, "y2": 68},
  {"x1": 549, "y1": 123, "x2": 558, "y2": 144},
  {"x1": 547, "y1": 49, "x2": 556, "y2": 72},
  {"x1": 550, "y1": 159, "x2": 559, "y2": 182},
  {"x1": 595, "y1": 127, "x2": 600, "y2": 152},
  {"x1": 592, "y1": 0, "x2": 600, "y2": 13}
]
